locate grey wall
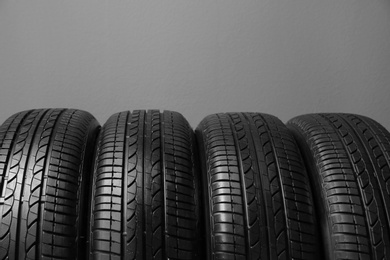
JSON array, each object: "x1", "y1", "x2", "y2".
[{"x1": 1, "y1": 1, "x2": 390, "y2": 128}]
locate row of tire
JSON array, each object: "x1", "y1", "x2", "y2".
[{"x1": 0, "y1": 108, "x2": 389, "y2": 259}]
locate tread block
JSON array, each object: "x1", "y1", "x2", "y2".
[
  {"x1": 196, "y1": 112, "x2": 319, "y2": 259},
  {"x1": 89, "y1": 110, "x2": 200, "y2": 259},
  {"x1": 288, "y1": 113, "x2": 390, "y2": 259},
  {"x1": 0, "y1": 109, "x2": 99, "y2": 259}
]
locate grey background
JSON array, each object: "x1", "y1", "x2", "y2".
[{"x1": 1, "y1": 1, "x2": 389, "y2": 128}]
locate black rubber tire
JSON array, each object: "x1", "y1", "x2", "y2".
[
  {"x1": 0, "y1": 108, "x2": 100, "y2": 259},
  {"x1": 88, "y1": 110, "x2": 200, "y2": 259},
  {"x1": 195, "y1": 112, "x2": 319, "y2": 260},
  {"x1": 287, "y1": 113, "x2": 390, "y2": 260}
]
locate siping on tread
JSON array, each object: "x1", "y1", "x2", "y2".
[
  {"x1": 0, "y1": 108, "x2": 100, "y2": 260},
  {"x1": 288, "y1": 113, "x2": 390, "y2": 260},
  {"x1": 196, "y1": 112, "x2": 319, "y2": 260},
  {"x1": 89, "y1": 110, "x2": 200, "y2": 259}
]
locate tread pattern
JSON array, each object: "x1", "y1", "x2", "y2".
[
  {"x1": 0, "y1": 108, "x2": 99, "y2": 260},
  {"x1": 89, "y1": 110, "x2": 200, "y2": 259},
  {"x1": 288, "y1": 113, "x2": 390, "y2": 260},
  {"x1": 196, "y1": 112, "x2": 318, "y2": 260}
]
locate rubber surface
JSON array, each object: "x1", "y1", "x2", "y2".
[
  {"x1": 288, "y1": 113, "x2": 390, "y2": 260},
  {"x1": 0, "y1": 109, "x2": 100, "y2": 260},
  {"x1": 196, "y1": 112, "x2": 319, "y2": 260},
  {"x1": 88, "y1": 110, "x2": 200, "y2": 259}
]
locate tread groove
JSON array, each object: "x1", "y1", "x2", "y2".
[
  {"x1": 15, "y1": 109, "x2": 48, "y2": 260},
  {"x1": 142, "y1": 110, "x2": 146, "y2": 259},
  {"x1": 356, "y1": 116, "x2": 390, "y2": 233},
  {"x1": 242, "y1": 113, "x2": 269, "y2": 259},
  {"x1": 226, "y1": 113, "x2": 250, "y2": 257},
  {"x1": 287, "y1": 113, "x2": 390, "y2": 259},
  {"x1": 0, "y1": 110, "x2": 33, "y2": 228},
  {"x1": 37, "y1": 108, "x2": 66, "y2": 260},
  {"x1": 320, "y1": 114, "x2": 374, "y2": 258},
  {"x1": 257, "y1": 114, "x2": 291, "y2": 259},
  {"x1": 122, "y1": 111, "x2": 130, "y2": 259},
  {"x1": 161, "y1": 111, "x2": 167, "y2": 259}
]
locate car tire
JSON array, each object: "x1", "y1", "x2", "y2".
[
  {"x1": 196, "y1": 112, "x2": 319, "y2": 259},
  {"x1": 0, "y1": 109, "x2": 99, "y2": 259},
  {"x1": 288, "y1": 113, "x2": 390, "y2": 260},
  {"x1": 88, "y1": 110, "x2": 200, "y2": 259}
]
